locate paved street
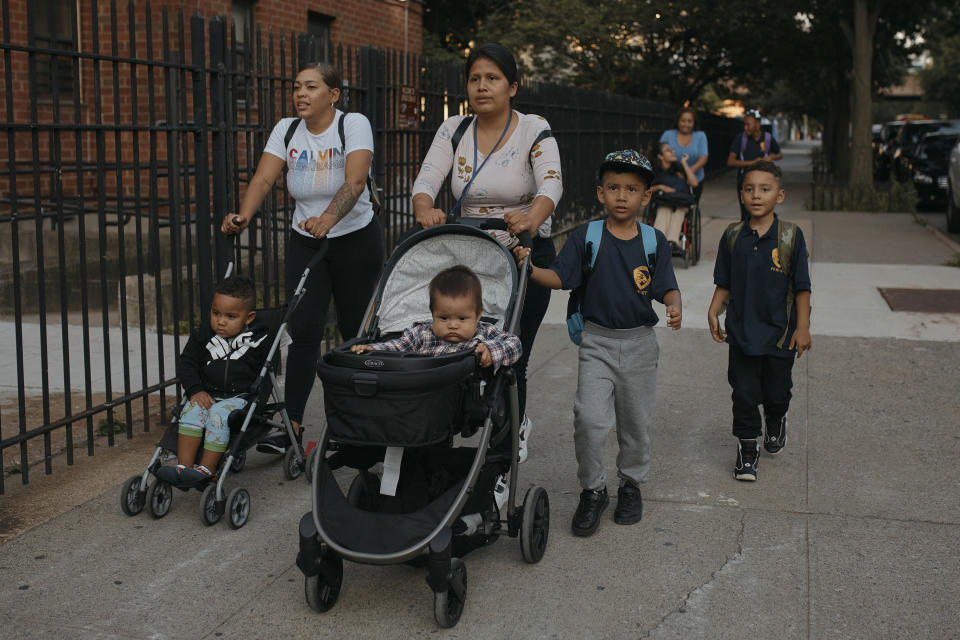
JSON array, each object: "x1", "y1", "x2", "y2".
[{"x1": 1, "y1": 142, "x2": 959, "y2": 639}]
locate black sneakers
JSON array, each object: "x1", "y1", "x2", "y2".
[
  {"x1": 764, "y1": 415, "x2": 787, "y2": 455},
  {"x1": 614, "y1": 484, "x2": 643, "y2": 525},
  {"x1": 256, "y1": 429, "x2": 301, "y2": 455},
  {"x1": 571, "y1": 487, "x2": 609, "y2": 537},
  {"x1": 734, "y1": 438, "x2": 759, "y2": 481}
]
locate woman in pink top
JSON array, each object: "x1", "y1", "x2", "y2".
[{"x1": 412, "y1": 43, "x2": 563, "y2": 462}]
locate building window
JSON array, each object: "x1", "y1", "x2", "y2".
[
  {"x1": 232, "y1": 0, "x2": 256, "y2": 105},
  {"x1": 32, "y1": 0, "x2": 77, "y2": 97},
  {"x1": 307, "y1": 12, "x2": 334, "y2": 63}
]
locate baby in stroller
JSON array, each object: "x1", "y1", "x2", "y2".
[
  {"x1": 350, "y1": 265, "x2": 521, "y2": 370},
  {"x1": 156, "y1": 276, "x2": 270, "y2": 483}
]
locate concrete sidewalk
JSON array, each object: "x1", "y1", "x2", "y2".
[{"x1": 1, "y1": 143, "x2": 958, "y2": 639}]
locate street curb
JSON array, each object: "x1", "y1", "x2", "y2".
[{"x1": 914, "y1": 213, "x2": 960, "y2": 255}]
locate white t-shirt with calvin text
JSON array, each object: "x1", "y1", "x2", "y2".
[{"x1": 264, "y1": 111, "x2": 375, "y2": 238}]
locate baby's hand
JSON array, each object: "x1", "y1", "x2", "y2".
[
  {"x1": 665, "y1": 305, "x2": 682, "y2": 330},
  {"x1": 474, "y1": 343, "x2": 493, "y2": 368},
  {"x1": 350, "y1": 344, "x2": 372, "y2": 354},
  {"x1": 681, "y1": 153, "x2": 690, "y2": 164},
  {"x1": 512, "y1": 245, "x2": 531, "y2": 267},
  {"x1": 190, "y1": 391, "x2": 214, "y2": 410}
]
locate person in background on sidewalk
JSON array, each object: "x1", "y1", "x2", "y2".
[
  {"x1": 726, "y1": 109, "x2": 783, "y2": 220},
  {"x1": 659, "y1": 106, "x2": 709, "y2": 200},
  {"x1": 157, "y1": 276, "x2": 271, "y2": 484},
  {"x1": 515, "y1": 150, "x2": 682, "y2": 537},
  {"x1": 650, "y1": 142, "x2": 699, "y2": 249},
  {"x1": 707, "y1": 161, "x2": 811, "y2": 482},
  {"x1": 222, "y1": 62, "x2": 384, "y2": 454}
]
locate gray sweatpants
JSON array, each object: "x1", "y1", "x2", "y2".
[{"x1": 573, "y1": 323, "x2": 659, "y2": 490}]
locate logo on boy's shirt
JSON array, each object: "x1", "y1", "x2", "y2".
[
  {"x1": 633, "y1": 266, "x2": 651, "y2": 295},
  {"x1": 770, "y1": 248, "x2": 785, "y2": 274}
]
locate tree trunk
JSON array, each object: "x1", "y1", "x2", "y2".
[{"x1": 849, "y1": 0, "x2": 875, "y2": 187}]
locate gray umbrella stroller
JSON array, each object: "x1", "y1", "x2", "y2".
[
  {"x1": 296, "y1": 220, "x2": 551, "y2": 628},
  {"x1": 119, "y1": 240, "x2": 326, "y2": 528}
]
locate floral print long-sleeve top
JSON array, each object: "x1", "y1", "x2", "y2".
[{"x1": 412, "y1": 111, "x2": 563, "y2": 246}]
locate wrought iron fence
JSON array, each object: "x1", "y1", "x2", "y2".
[{"x1": 0, "y1": 0, "x2": 741, "y2": 492}]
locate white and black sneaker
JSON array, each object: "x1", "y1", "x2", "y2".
[
  {"x1": 734, "y1": 438, "x2": 759, "y2": 481},
  {"x1": 764, "y1": 415, "x2": 787, "y2": 455},
  {"x1": 518, "y1": 415, "x2": 532, "y2": 463}
]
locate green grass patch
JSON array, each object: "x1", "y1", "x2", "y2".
[
  {"x1": 945, "y1": 253, "x2": 960, "y2": 268},
  {"x1": 97, "y1": 418, "x2": 126, "y2": 436}
]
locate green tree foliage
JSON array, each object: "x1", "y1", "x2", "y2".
[
  {"x1": 472, "y1": 0, "x2": 798, "y2": 106},
  {"x1": 920, "y1": 6, "x2": 960, "y2": 114}
]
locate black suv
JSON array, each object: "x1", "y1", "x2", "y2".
[
  {"x1": 893, "y1": 120, "x2": 960, "y2": 181},
  {"x1": 909, "y1": 131, "x2": 960, "y2": 208}
]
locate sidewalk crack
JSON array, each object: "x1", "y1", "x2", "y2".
[{"x1": 641, "y1": 509, "x2": 747, "y2": 639}]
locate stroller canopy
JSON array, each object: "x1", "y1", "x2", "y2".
[{"x1": 375, "y1": 227, "x2": 518, "y2": 335}]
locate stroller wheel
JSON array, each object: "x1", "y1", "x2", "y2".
[
  {"x1": 120, "y1": 475, "x2": 146, "y2": 516},
  {"x1": 146, "y1": 480, "x2": 173, "y2": 519},
  {"x1": 230, "y1": 449, "x2": 246, "y2": 473},
  {"x1": 433, "y1": 558, "x2": 467, "y2": 628},
  {"x1": 283, "y1": 446, "x2": 304, "y2": 481},
  {"x1": 227, "y1": 487, "x2": 251, "y2": 529},
  {"x1": 304, "y1": 552, "x2": 343, "y2": 613},
  {"x1": 520, "y1": 486, "x2": 550, "y2": 564},
  {"x1": 200, "y1": 484, "x2": 222, "y2": 526}
]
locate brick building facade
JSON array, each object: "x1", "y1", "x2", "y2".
[{"x1": 0, "y1": 0, "x2": 423, "y2": 203}]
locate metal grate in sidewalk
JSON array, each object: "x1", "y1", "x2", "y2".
[{"x1": 878, "y1": 288, "x2": 960, "y2": 313}]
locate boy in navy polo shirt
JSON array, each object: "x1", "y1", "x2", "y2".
[
  {"x1": 707, "y1": 160, "x2": 811, "y2": 482},
  {"x1": 515, "y1": 150, "x2": 682, "y2": 536}
]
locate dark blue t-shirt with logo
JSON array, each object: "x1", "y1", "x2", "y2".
[
  {"x1": 551, "y1": 222, "x2": 679, "y2": 329},
  {"x1": 713, "y1": 215, "x2": 811, "y2": 357}
]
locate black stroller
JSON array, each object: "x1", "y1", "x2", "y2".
[
  {"x1": 296, "y1": 220, "x2": 550, "y2": 627},
  {"x1": 119, "y1": 239, "x2": 325, "y2": 528}
]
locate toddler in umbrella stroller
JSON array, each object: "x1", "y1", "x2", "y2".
[{"x1": 296, "y1": 220, "x2": 551, "y2": 628}]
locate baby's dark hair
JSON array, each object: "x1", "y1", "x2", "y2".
[
  {"x1": 429, "y1": 265, "x2": 483, "y2": 314},
  {"x1": 214, "y1": 275, "x2": 256, "y2": 312},
  {"x1": 743, "y1": 160, "x2": 783, "y2": 184}
]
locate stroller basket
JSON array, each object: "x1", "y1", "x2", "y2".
[{"x1": 318, "y1": 349, "x2": 477, "y2": 447}]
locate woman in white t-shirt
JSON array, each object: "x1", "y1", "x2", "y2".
[
  {"x1": 412, "y1": 43, "x2": 563, "y2": 463},
  {"x1": 222, "y1": 62, "x2": 383, "y2": 447}
]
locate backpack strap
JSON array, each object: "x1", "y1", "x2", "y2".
[
  {"x1": 739, "y1": 131, "x2": 747, "y2": 160},
  {"x1": 775, "y1": 220, "x2": 799, "y2": 349},
  {"x1": 763, "y1": 132, "x2": 772, "y2": 157},
  {"x1": 584, "y1": 219, "x2": 604, "y2": 272},
  {"x1": 450, "y1": 116, "x2": 474, "y2": 155},
  {"x1": 638, "y1": 222, "x2": 657, "y2": 273},
  {"x1": 284, "y1": 117, "x2": 301, "y2": 151}
]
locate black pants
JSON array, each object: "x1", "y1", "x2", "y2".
[
  {"x1": 727, "y1": 344, "x2": 794, "y2": 440},
  {"x1": 515, "y1": 235, "x2": 556, "y2": 417},
  {"x1": 284, "y1": 218, "x2": 384, "y2": 423}
]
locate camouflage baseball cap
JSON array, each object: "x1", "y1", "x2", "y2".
[{"x1": 598, "y1": 149, "x2": 655, "y2": 184}]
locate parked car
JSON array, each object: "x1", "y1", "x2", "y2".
[
  {"x1": 874, "y1": 121, "x2": 904, "y2": 181},
  {"x1": 947, "y1": 138, "x2": 960, "y2": 233},
  {"x1": 893, "y1": 120, "x2": 960, "y2": 181},
  {"x1": 908, "y1": 131, "x2": 959, "y2": 209}
]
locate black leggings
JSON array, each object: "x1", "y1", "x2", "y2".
[
  {"x1": 515, "y1": 235, "x2": 556, "y2": 417},
  {"x1": 284, "y1": 218, "x2": 384, "y2": 424}
]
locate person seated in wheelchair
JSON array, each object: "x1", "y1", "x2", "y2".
[
  {"x1": 650, "y1": 142, "x2": 699, "y2": 249},
  {"x1": 156, "y1": 276, "x2": 271, "y2": 484},
  {"x1": 350, "y1": 265, "x2": 521, "y2": 371}
]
